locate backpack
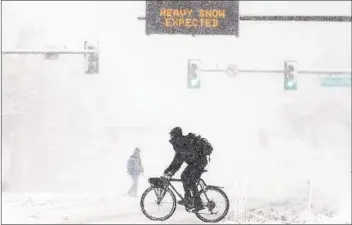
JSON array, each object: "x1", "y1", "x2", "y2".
[
  {"x1": 188, "y1": 133, "x2": 213, "y2": 162},
  {"x1": 199, "y1": 136, "x2": 213, "y2": 157}
]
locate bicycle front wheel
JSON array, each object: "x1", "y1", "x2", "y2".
[{"x1": 140, "y1": 186, "x2": 176, "y2": 221}]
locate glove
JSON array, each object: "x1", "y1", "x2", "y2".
[{"x1": 162, "y1": 172, "x2": 172, "y2": 179}]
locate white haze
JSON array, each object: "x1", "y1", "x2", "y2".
[{"x1": 1, "y1": 1, "x2": 351, "y2": 223}]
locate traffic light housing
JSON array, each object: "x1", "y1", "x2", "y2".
[
  {"x1": 284, "y1": 61, "x2": 298, "y2": 90},
  {"x1": 188, "y1": 59, "x2": 201, "y2": 89},
  {"x1": 84, "y1": 41, "x2": 99, "y2": 74}
]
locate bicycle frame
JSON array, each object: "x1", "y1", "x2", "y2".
[
  {"x1": 155, "y1": 178, "x2": 213, "y2": 205},
  {"x1": 167, "y1": 178, "x2": 184, "y2": 200}
]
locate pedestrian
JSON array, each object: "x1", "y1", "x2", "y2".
[{"x1": 126, "y1": 147, "x2": 144, "y2": 197}]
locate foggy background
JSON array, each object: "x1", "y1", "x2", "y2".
[{"x1": 1, "y1": 1, "x2": 351, "y2": 223}]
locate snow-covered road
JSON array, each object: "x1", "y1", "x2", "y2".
[
  {"x1": 2, "y1": 191, "x2": 350, "y2": 224},
  {"x1": 2, "y1": 193, "x2": 229, "y2": 224}
]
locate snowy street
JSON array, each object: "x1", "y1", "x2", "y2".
[
  {"x1": 2, "y1": 193, "x2": 222, "y2": 224},
  {"x1": 2, "y1": 189, "x2": 350, "y2": 224}
]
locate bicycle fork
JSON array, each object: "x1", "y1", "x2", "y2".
[{"x1": 154, "y1": 185, "x2": 169, "y2": 205}]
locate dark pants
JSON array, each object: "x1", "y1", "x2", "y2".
[
  {"x1": 181, "y1": 163, "x2": 206, "y2": 207},
  {"x1": 128, "y1": 174, "x2": 139, "y2": 197}
]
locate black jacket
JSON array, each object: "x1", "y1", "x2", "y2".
[{"x1": 164, "y1": 134, "x2": 208, "y2": 176}]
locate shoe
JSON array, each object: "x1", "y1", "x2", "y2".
[
  {"x1": 191, "y1": 204, "x2": 205, "y2": 213},
  {"x1": 178, "y1": 199, "x2": 190, "y2": 206}
]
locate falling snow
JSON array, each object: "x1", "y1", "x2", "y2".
[{"x1": 1, "y1": 1, "x2": 351, "y2": 224}]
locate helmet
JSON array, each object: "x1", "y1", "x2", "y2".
[{"x1": 170, "y1": 127, "x2": 182, "y2": 137}]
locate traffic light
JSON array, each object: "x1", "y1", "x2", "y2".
[
  {"x1": 84, "y1": 41, "x2": 99, "y2": 74},
  {"x1": 284, "y1": 61, "x2": 298, "y2": 90},
  {"x1": 188, "y1": 59, "x2": 201, "y2": 89}
]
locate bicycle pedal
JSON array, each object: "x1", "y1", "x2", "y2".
[
  {"x1": 185, "y1": 205, "x2": 194, "y2": 212},
  {"x1": 185, "y1": 208, "x2": 192, "y2": 212}
]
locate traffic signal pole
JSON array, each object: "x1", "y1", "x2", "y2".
[
  {"x1": 200, "y1": 68, "x2": 351, "y2": 75},
  {"x1": 193, "y1": 62, "x2": 351, "y2": 90},
  {"x1": 2, "y1": 42, "x2": 100, "y2": 74},
  {"x1": 1, "y1": 50, "x2": 97, "y2": 55}
]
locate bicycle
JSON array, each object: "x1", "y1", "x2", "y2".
[{"x1": 140, "y1": 170, "x2": 230, "y2": 223}]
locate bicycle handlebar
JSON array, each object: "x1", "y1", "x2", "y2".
[{"x1": 160, "y1": 176, "x2": 182, "y2": 182}]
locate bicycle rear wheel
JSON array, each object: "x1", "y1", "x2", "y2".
[
  {"x1": 140, "y1": 186, "x2": 176, "y2": 221},
  {"x1": 195, "y1": 186, "x2": 230, "y2": 223}
]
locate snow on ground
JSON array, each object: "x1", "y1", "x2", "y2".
[
  {"x1": 2, "y1": 190, "x2": 350, "y2": 224},
  {"x1": 1, "y1": 192, "x2": 217, "y2": 224}
]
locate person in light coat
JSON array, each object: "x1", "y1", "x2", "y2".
[{"x1": 127, "y1": 148, "x2": 144, "y2": 197}]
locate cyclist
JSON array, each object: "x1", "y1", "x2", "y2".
[{"x1": 162, "y1": 127, "x2": 208, "y2": 212}]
